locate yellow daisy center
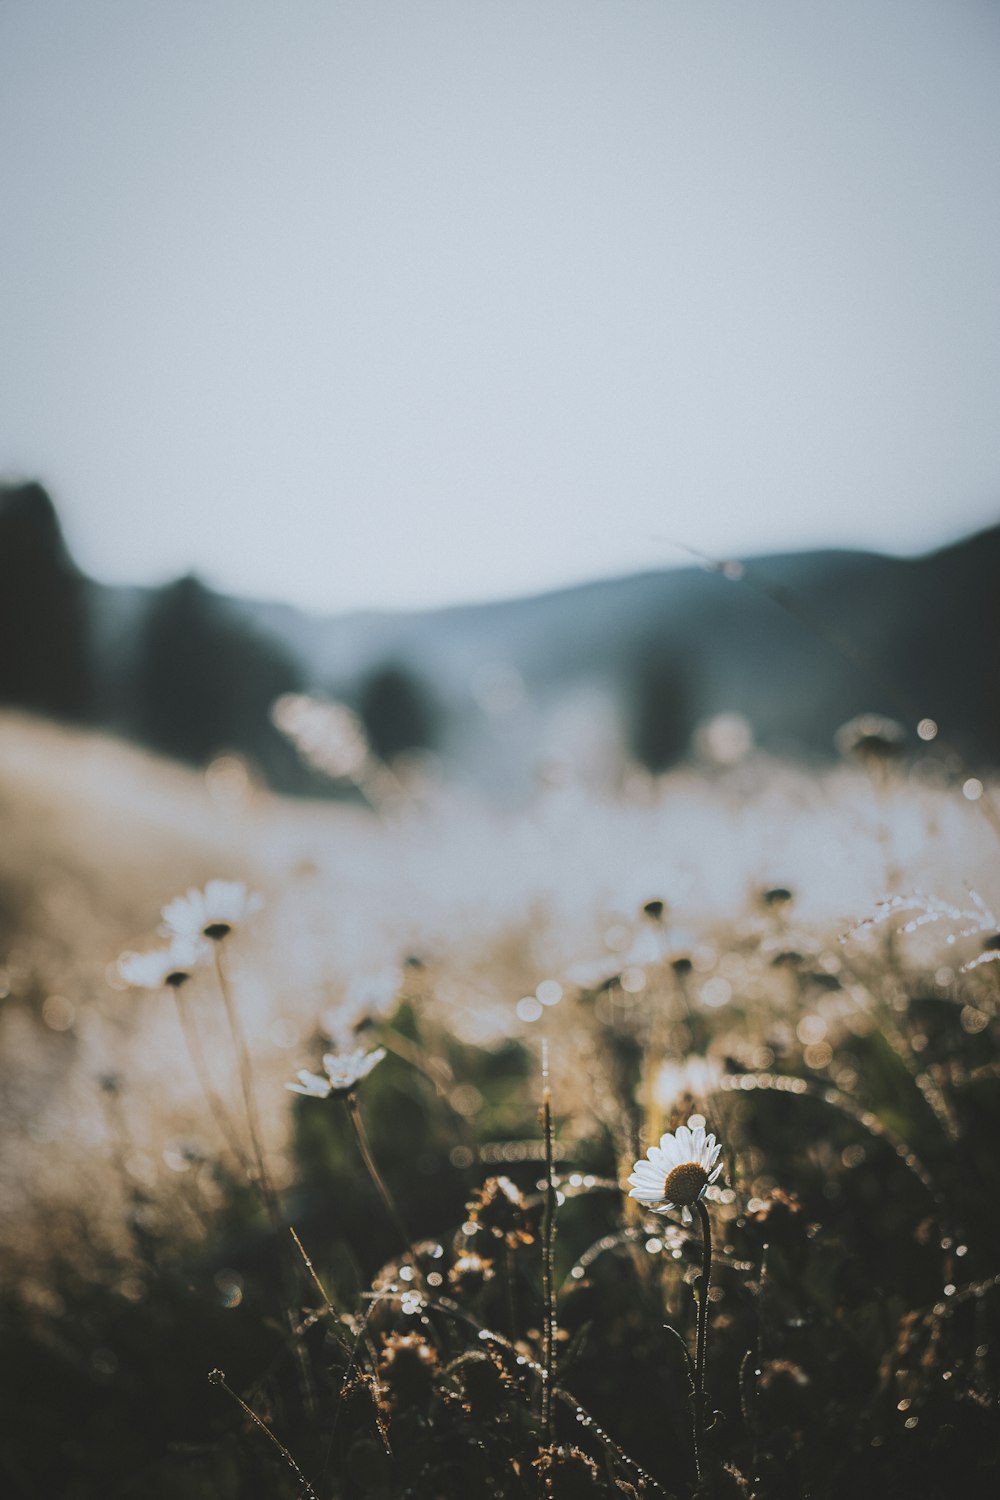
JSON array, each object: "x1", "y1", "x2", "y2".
[{"x1": 664, "y1": 1161, "x2": 709, "y2": 1206}]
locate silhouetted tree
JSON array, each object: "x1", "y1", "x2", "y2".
[
  {"x1": 628, "y1": 640, "x2": 696, "y2": 772},
  {"x1": 134, "y1": 574, "x2": 303, "y2": 778},
  {"x1": 0, "y1": 482, "x2": 91, "y2": 719},
  {"x1": 357, "y1": 661, "x2": 439, "y2": 764}
]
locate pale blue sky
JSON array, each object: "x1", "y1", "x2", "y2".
[{"x1": 2, "y1": 1, "x2": 999, "y2": 611}]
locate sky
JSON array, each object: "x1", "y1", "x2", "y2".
[{"x1": 1, "y1": 0, "x2": 999, "y2": 614}]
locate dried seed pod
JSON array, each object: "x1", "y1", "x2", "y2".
[
  {"x1": 460, "y1": 1347, "x2": 516, "y2": 1420},
  {"x1": 376, "y1": 1331, "x2": 439, "y2": 1412},
  {"x1": 533, "y1": 1444, "x2": 608, "y2": 1498},
  {"x1": 467, "y1": 1175, "x2": 535, "y2": 1247}
]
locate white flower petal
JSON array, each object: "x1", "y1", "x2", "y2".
[
  {"x1": 307, "y1": 1045, "x2": 387, "y2": 1094},
  {"x1": 629, "y1": 1185, "x2": 665, "y2": 1203},
  {"x1": 301, "y1": 1071, "x2": 332, "y2": 1095},
  {"x1": 118, "y1": 937, "x2": 207, "y2": 989},
  {"x1": 629, "y1": 1178, "x2": 664, "y2": 1199},
  {"x1": 118, "y1": 950, "x2": 169, "y2": 989},
  {"x1": 657, "y1": 1134, "x2": 683, "y2": 1167},
  {"x1": 632, "y1": 1155, "x2": 664, "y2": 1172},
  {"x1": 162, "y1": 880, "x2": 261, "y2": 939},
  {"x1": 631, "y1": 1154, "x2": 664, "y2": 1175}
]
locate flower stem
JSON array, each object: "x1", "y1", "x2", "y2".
[
  {"x1": 501, "y1": 1245, "x2": 518, "y2": 1340},
  {"x1": 344, "y1": 1092, "x2": 425, "y2": 1290},
  {"x1": 694, "y1": 1198, "x2": 713, "y2": 1450},
  {"x1": 213, "y1": 948, "x2": 280, "y2": 1232},
  {"x1": 171, "y1": 986, "x2": 249, "y2": 1172},
  {"x1": 540, "y1": 1049, "x2": 557, "y2": 1466}
]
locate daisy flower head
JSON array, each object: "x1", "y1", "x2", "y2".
[
  {"x1": 161, "y1": 880, "x2": 263, "y2": 943},
  {"x1": 286, "y1": 1046, "x2": 386, "y2": 1100},
  {"x1": 118, "y1": 937, "x2": 206, "y2": 991},
  {"x1": 628, "y1": 1123, "x2": 723, "y2": 1224}
]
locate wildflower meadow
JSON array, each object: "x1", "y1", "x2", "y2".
[
  {"x1": 3, "y1": 2, "x2": 999, "y2": 1493},
  {"x1": 1, "y1": 709, "x2": 999, "y2": 1498}
]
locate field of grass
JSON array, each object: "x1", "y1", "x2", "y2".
[{"x1": 1, "y1": 712, "x2": 999, "y2": 1498}]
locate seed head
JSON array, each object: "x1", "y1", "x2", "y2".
[
  {"x1": 467, "y1": 1176, "x2": 535, "y2": 1247},
  {"x1": 376, "y1": 1332, "x2": 439, "y2": 1411},
  {"x1": 664, "y1": 1161, "x2": 709, "y2": 1207}
]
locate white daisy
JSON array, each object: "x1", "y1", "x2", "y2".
[
  {"x1": 118, "y1": 937, "x2": 206, "y2": 991},
  {"x1": 628, "y1": 1123, "x2": 724, "y2": 1224},
  {"x1": 161, "y1": 880, "x2": 263, "y2": 943},
  {"x1": 286, "y1": 1047, "x2": 386, "y2": 1100}
]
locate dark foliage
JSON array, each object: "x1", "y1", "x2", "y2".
[
  {"x1": 5, "y1": 965, "x2": 1000, "y2": 1499},
  {"x1": 628, "y1": 640, "x2": 698, "y2": 773},
  {"x1": 0, "y1": 482, "x2": 92, "y2": 720},
  {"x1": 356, "y1": 662, "x2": 440, "y2": 766},
  {"x1": 132, "y1": 574, "x2": 304, "y2": 783}
]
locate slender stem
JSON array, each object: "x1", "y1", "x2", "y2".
[
  {"x1": 208, "y1": 960, "x2": 321, "y2": 1411},
  {"x1": 171, "y1": 985, "x2": 250, "y2": 1171},
  {"x1": 289, "y1": 1226, "x2": 337, "y2": 1319},
  {"x1": 694, "y1": 1199, "x2": 713, "y2": 1450},
  {"x1": 344, "y1": 1092, "x2": 425, "y2": 1290},
  {"x1": 213, "y1": 947, "x2": 279, "y2": 1228},
  {"x1": 502, "y1": 1245, "x2": 518, "y2": 1340},
  {"x1": 540, "y1": 1051, "x2": 557, "y2": 1467},
  {"x1": 208, "y1": 1369, "x2": 318, "y2": 1500},
  {"x1": 749, "y1": 1243, "x2": 769, "y2": 1493},
  {"x1": 661, "y1": 1320, "x2": 700, "y2": 1484}
]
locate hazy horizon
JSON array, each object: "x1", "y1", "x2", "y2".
[
  {"x1": 3, "y1": 1, "x2": 999, "y2": 613},
  {"x1": 4, "y1": 472, "x2": 993, "y2": 621}
]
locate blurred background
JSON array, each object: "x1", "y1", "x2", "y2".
[{"x1": 1, "y1": 0, "x2": 999, "y2": 802}]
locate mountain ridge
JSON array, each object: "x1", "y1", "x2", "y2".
[{"x1": 2, "y1": 481, "x2": 997, "y2": 794}]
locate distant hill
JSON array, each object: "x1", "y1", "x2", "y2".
[{"x1": 1, "y1": 481, "x2": 997, "y2": 796}]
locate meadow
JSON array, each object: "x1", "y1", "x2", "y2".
[{"x1": 1, "y1": 710, "x2": 998, "y2": 1498}]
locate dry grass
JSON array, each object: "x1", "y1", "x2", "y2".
[{"x1": 1, "y1": 710, "x2": 999, "y2": 1496}]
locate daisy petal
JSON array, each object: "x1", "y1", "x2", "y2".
[
  {"x1": 629, "y1": 1185, "x2": 664, "y2": 1203},
  {"x1": 658, "y1": 1133, "x2": 683, "y2": 1166}
]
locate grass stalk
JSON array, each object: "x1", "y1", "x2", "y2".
[
  {"x1": 208, "y1": 1368, "x2": 318, "y2": 1499},
  {"x1": 694, "y1": 1198, "x2": 713, "y2": 1453},
  {"x1": 171, "y1": 985, "x2": 250, "y2": 1171},
  {"x1": 212, "y1": 947, "x2": 280, "y2": 1230},
  {"x1": 540, "y1": 1042, "x2": 557, "y2": 1467},
  {"x1": 344, "y1": 1091, "x2": 425, "y2": 1291}
]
